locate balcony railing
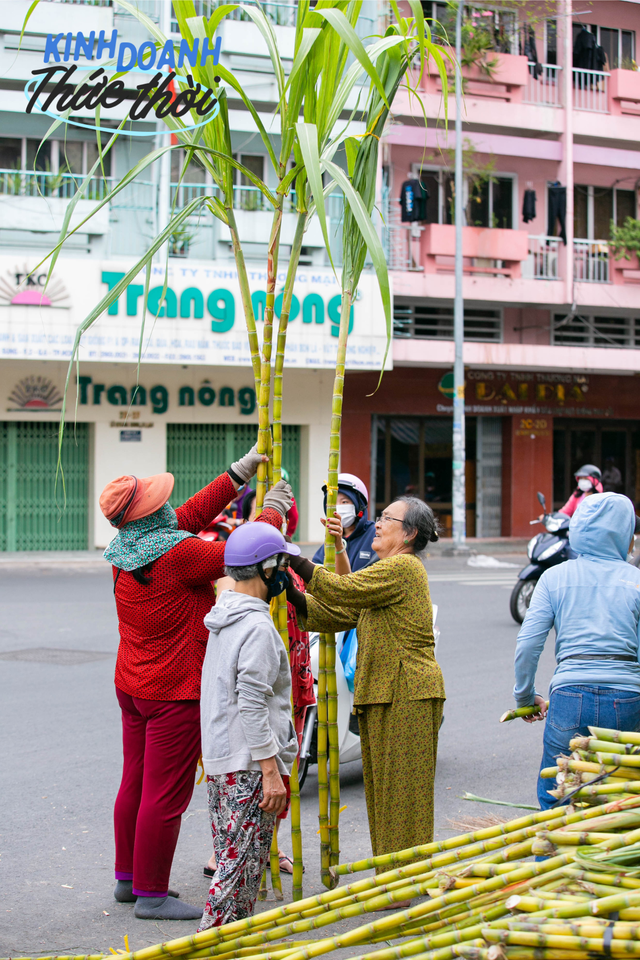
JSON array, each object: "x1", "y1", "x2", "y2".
[
  {"x1": 573, "y1": 67, "x2": 610, "y2": 113},
  {"x1": 523, "y1": 235, "x2": 561, "y2": 280},
  {"x1": 171, "y1": 0, "x2": 297, "y2": 32},
  {"x1": 523, "y1": 64, "x2": 562, "y2": 107},
  {"x1": 574, "y1": 239, "x2": 610, "y2": 282},
  {"x1": 0, "y1": 168, "x2": 114, "y2": 201}
]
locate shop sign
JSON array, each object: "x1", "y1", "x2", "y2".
[
  {"x1": 435, "y1": 370, "x2": 615, "y2": 417},
  {"x1": 0, "y1": 266, "x2": 70, "y2": 308},
  {"x1": 77, "y1": 376, "x2": 256, "y2": 415},
  {"x1": 0, "y1": 258, "x2": 389, "y2": 371},
  {"x1": 8, "y1": 376, "x2": 63, "y2": 411},
  {"x1": 6, "y1": 375, "x2": 256, "y2": 416},
  {"x1": 120, "y1": 429, "x2": 142, "y2": 442}
]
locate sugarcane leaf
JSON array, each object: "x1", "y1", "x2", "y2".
[
  {"x1": 407, "y1": 0, "x2": 426, "y2": 82},
  {"x1": 186, "y1": 18, "x2": 278, "y2": 173},
  {"x1": 344, "y1": 137, "x2": 359, "y2": 179},
  {"x1": 19, "y1": 0, "x2": 40, "y2": 48},
  {"x1": 239, "y1": 3, "x2": 285, "y2": 104},
  {"x1": 461, "y1": 793, "x2": 539, "y2": 811},
  {"x1": 205, "y1": 195, "x2": 229, "y2": 224},
  {"x1": 323, "y1": 159, "x2": 392, "y2": 368},
  {"x1": 286, "y1": 27, "x2": 323, "y2": 92},
  {"x1": 314, "y1": 8, "x2": 390, "y2": 109},
  {"x1": 296, "y1": 122, "x2": 335, "y2": 273}
]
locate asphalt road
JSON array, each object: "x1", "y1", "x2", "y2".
[{"x1": 0, "y1": 553, "x2": 558, "y2": 957}]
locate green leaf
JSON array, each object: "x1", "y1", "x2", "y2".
[
  {"x1": 323, "y1": 158, "x2": 392, "y2": 372},
  {"x1": 344, "y1": 137, "x2": 359, "y2": 179},
  {"x1": 19, "y1": 0, "x2": 41, "y2": 50},
  {"x1": 296, "y1": 122, "x2": 334, "y2": 273},
  {"x1": 286, "y1": 27, "x2": 323, "y2": 92},
  {"x1": 314, "y1": 8, "x2": 390, "y2": 109},
  {"x1": 238, "y1": 3, "x2": 285, "y2": 104}
]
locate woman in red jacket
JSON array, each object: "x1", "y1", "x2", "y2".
[{"x1": 100, "y1": 446, "x2": 291, "y2": 921}]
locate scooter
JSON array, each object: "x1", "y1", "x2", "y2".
[
  {"x1": 298, "y1": 607, "x2": 440, "y2": 790},
  {"x1": 509, "y1": 492, "x2": 574, "y2": 625}
]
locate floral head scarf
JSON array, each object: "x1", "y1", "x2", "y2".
[{"x1": 103, "y1": 503, "x2": 194, "y2": 571}]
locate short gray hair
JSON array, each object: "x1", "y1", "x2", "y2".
[
  {"x1": 393, "y1": 497, "x2": 439, "y2": 552},
  {"x1": 224, "y1": 553, "x2": 278, "y2": 582}
]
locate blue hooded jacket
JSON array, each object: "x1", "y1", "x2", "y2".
[{"x1": 514, "y1": 492, "x2": 640, "y2": 707}]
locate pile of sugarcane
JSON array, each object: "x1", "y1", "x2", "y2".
[
  {"x1": 542, "y1": 725, "x2": 640, "y2": 805},
  {"x1": 15, "y1": 728, "x2": 640, "y2": 960}
]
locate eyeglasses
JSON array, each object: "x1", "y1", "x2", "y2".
[{"x1": 376, "y1": 514, "x2": 404, "y2": 525}]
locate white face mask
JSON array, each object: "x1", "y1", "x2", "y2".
[
  {"x1": 335, "y1": 503, "x2": 357, "y2": 528},
  {"x1": 577, "y1": 477, "x2": 593, "y2": 492}
]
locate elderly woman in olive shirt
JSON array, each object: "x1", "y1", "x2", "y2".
[{"x1": 287, "y1": 497, "x2": 444, "y2": 874}]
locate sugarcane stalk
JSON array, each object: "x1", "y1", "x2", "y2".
[
  {"x1": 317, "y1": 630, "x2": 330, "y2": 887},
  {"x1": 589, "y1": 726, "x2": 640, "y2": 745},
  {"x1": 499, "y1": 703, "x2": 548, "y2": 723},
  {"x1": 482, "y1": 928, "x2": 640, "y2": 954},
  {"x1": 270, "y1": 823, "x2": 283, "y2": 901},
  {"x1": 226, "y1": 209, "x2": 261, "y2": 395},
  {"x1": 259, "y1": 869, "x2": 268, "y2": 902},
  {"x1": 255, "y1": 204, "x2": 284, "y2": 514}
]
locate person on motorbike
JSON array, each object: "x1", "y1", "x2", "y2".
[
  {"x1": 513, "y1": 492, "x2": 640, "y2": 810},
  {"x1": 559, "y1": 464, "x2": 603, "y2": 518},
  {"x1": 313, "y1": 474, "x2": 378, "y2": 573}
]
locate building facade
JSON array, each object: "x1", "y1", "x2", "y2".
[
  {"x1": 341, "y1": 0, "x2": 640, "y2": 537},
  {"x1": 0, "y1": 0, "x2": 384, "y2": 550},
  {"x1": 2, "y1": 0, "x2": 640, "y2": 549}
]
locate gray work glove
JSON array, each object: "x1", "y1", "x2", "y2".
[
  {"x1": 230, "y1": 443, "x2": 265, "y2": 483},
  {"x1": 263, "y1": 480, "x2": 293, "y2": 517}
]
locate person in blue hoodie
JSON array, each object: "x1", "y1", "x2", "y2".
[
  {"x1": 513, "y1": 492, "x2": 640, "y2": 809},
  {"x1": 313, "y1": 473, "x2": 378, "y2": 572}
]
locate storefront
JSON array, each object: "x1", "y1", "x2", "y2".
[
  {"x1": 341, "y1": 366, "x2": 640, "y2": 538},
  {"x1": 0, "y1": 257, "x2": 388, "y2": 551}
]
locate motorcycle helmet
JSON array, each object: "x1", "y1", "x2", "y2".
[
  {"x1": 574, "y1": 464, "x2": 602, "y2": 482},
  {"x1": 322, "y1": 473, "x2": 369, "y2": 519}
]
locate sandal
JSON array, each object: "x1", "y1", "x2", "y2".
[
  {"x1": 278, "y1": 855, "x2": 305, "y2": 875},
  {"x1": 203, "y1": 865, "x2": 215, "y2": 878}
]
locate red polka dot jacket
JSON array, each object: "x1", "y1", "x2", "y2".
[{"x1": 112, "y1": 472, "x2": 283, "y2": 701}]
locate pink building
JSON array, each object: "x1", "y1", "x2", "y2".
[{"x1": 342, "y1": 0, "x2": 640, "y2": 538}]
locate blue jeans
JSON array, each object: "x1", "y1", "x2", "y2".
[{"x1": 538, "y1": 684, "x2": 640, "y2": 810}]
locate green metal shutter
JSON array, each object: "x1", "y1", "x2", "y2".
[
  {"x1": 0, "y1": 421, "x2": 89, "y2": 551},
  {"x1": 167, "y1": 423, "x2": 301, "y2": 538}
]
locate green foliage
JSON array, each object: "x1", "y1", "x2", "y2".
[
  {"x1": 442, "y1": 1, "x2": 498, "y2": 77},
  {"x1": 610, "y1": 217, "x2": 640, "y2": 261}
]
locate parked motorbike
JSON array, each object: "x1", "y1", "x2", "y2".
[
  {"x1": 509, "y1": 492, "x2": 574, "y2": 625},
  {"x1": 197, "y1": 513, "x2": 238, "y2": 543},
  {"x1": 298, "y1": 607, "x2": 440, "y2": 789}
]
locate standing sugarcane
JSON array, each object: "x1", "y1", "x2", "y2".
[{"x1": 34, "y1": 0, "x2": 450, "y2": 897}]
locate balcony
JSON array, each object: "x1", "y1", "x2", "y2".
[
  {"x1": 573, "y1": 240, "x2": 640, "y2": 285},
  {"x1": 523, "y1": 64, "x2": 562, "y2": 107},
  {"x1": 523, "y1": 236, "x2": 562, "y2": 280},
  {"x1": 170, "y1": 182, "x2": 344, "y2": 260},
  {"x1": 422, "y1": 51, "x2": 530, "y2": 103},
  {"x1": 572, "y1": 68, "x2": 610, "y2": 113},
  {"x1": 420, "y1": 223, "x2": 529, "y2": 278}
]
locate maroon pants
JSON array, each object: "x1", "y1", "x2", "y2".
[{"x1": 114, "y1": 688, "x2": 201, "y2": 897}]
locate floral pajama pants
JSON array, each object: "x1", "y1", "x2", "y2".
[{"x1": 199, "y1": 771, "x2": 276, "y2": 931}]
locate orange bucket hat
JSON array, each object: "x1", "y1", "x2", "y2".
[{"x1": 100, "y1": 473, "x2": 175, "y2": 528}]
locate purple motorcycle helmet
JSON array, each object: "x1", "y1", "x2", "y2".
[{"x1": 224, "y1": 521, "x2": 300, "y2": 567}]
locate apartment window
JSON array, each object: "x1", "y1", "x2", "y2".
[
  {"x1": 394, "y1": 301, "x2": 502, "y2": 342},
  {"x1": 574, "y1": 185, "x2": 637, "y2": 240},
  {"x1": 0, "y1": 139, "x2": 21, "y2": 170},
  {"x1": 572, "y1": 24, "x2": 635, "y2": 69},
  {"x1": 545, "y1": 19, "x2": 557, "y2": 65},
  {"x1": 553, "y1": 313, "x2": 640, "y2": 347},
  {"x1": 418, "y1": 167, "x2": 515, "y2": 228},
  {"x1": 59, "y1": 140, "x2": 110, "y2": 177},
  {"x1": 234, "y1": 154, "x2": 266, "y2": 211},
  {"x1": 171, "y1": 148, "x2": 207, "y2": 184}
]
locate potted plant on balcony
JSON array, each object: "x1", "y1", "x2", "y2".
[{"x1": 610, "y1": 216, "x2": 640, "y2": 272}]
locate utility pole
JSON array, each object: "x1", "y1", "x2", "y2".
[
  {"x1": 452, "y1": 0, "x2": 467, "y2": 550},
  {"x1": 155, "y1": 0, "x2": 172, "y2": 262}
]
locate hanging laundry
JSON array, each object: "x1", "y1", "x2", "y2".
[
  {"x1": 522, "y1": 189, "x2": 537, "y2": 224},
  {"x1": 547, "y1": 184, "x2": 567, "y2": 245},
  {"x1": 524, "y1": 26, "x2": 543, "y2": 79},
  {"x1": 573, "y1": 27, "x2": 598, "y2": 70},
  {"x1": 399, "y1": 180, "x2": 429, "y2": 223}
]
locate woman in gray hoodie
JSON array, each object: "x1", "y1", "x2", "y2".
[{"x1": 198, "y1": 522, "x2": 300, "y2": 930}]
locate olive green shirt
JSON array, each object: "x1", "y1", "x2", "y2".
[{"x1": 305, "y1": 554, "x2": 446, "y2": 706}]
